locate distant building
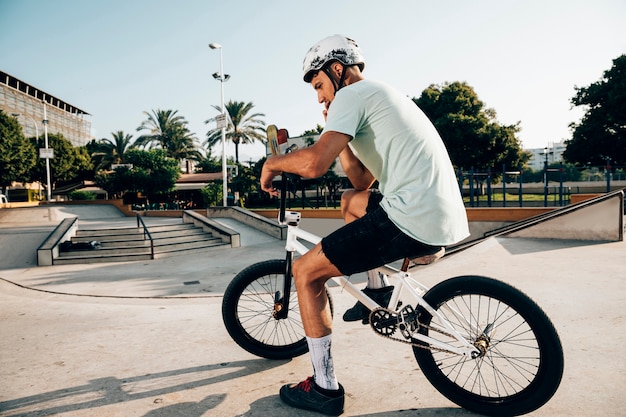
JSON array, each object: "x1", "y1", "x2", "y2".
[
  {"x1": 526, "y1": 141, "x2": 566, "y2": 171},
  {"x1": 0, "y1": 70, "x2": 91, "y2": 147}
]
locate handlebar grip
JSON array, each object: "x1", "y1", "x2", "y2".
[{"x1": 279, "y1": 174, "x2": 287, "y2": 224}]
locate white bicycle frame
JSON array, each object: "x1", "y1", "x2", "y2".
[{"x1": 281, "y1": 210, "x2": 481, "y2": 358}]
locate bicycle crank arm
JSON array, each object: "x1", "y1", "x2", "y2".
[{"x1": 370, "y1": 307, "x2": 480, "y2": 357}]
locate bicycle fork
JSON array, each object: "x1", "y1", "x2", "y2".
[
  {"x1": 273, "y1": 218, "x2": 322, "y2": 320},
  {"x1": 273, "y1": 251, "x2": 294, "y2": 320}
]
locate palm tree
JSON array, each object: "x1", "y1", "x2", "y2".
[
  {"x1": 92, "y1": 131, "x2": 134, "y2": 171},
  {"x1": 205, "y1": 100, "x2": 266, "y2": 163},
  {"x1": 136, "y1": 109, "x2": 202, "y2": 172},
  {"x1": 167, "y1": 124, "x2": 203, "y2": 173},
  {"x1": 136, "y1": 109, "x2": 187, "y2": 150}
]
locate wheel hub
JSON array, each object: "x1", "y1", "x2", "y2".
[{"x1": 473, "y1": 335, "x2": 490, "y2": 358}]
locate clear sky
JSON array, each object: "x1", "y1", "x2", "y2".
[{"x1": 1, "y1": 0, "x2": 625, "y2": 163}]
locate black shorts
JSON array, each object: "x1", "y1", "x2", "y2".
[{"x1": 321, "y1": 191, "x2": 442, "y2": 276}]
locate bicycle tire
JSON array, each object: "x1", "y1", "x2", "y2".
[
  {"x1": 413, "y1": 275, "x2": 563, "y2": 416},
  {"x1": 222, "y1": 259, "x2": 334, "y2": 360}
]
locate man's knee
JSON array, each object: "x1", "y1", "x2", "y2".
[
  {"x1": 340, "y1": 189, "x2": 355, "y2": 218},
  {"x1": 293, "y1": 258, "x2": 321, "y2": 288},
  {"x1": 292, "y1": 253, "x2": 337, "y2": 291},
  {"x1": 341, "y1": 189, "x2": 369, "y2": 222}
]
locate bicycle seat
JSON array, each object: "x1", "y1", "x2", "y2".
[{"x1": 410, "y1": 247, "x2": 445, "y2": 266}]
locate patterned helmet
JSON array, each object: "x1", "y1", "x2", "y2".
[{"x1": 302, "y1": 35, "x2": 365, "y2": 83}]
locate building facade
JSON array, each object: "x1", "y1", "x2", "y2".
[
  {"x1": 526, "y1": 141, "x2": 566, "y2": 171},
  {"x1": 0, "y1": 70, "x2": 91, "y2": 147}
]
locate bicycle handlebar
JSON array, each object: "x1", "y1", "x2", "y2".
[
  {"x1": 278, "y1": 145, "x2": 299, "y2": 225},
  {"x1": 279, "y1": 174, "x2": 287, "y2": 224}
]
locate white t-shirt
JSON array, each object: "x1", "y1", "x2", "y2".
[{"x1": 323, "y1": 79, "x2": 469, "y2": 246}]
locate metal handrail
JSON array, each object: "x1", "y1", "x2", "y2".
[{"x1": 136, "y1": 214, "x2": 154, "y2": 259}]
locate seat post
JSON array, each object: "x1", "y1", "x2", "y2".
[{"x1": 401, "y1": 258, "x2": 411, "y2": 272}]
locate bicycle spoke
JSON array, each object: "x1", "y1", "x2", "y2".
[
  {"x1": 422, "y1": 291, "x2": 542, "y2": 398},
  {"x1": 235, "y1": 272, "x2": 306, "y2": 348}
]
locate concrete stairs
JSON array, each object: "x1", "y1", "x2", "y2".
[{"x1": 54, "y1": 222, "x2": 229, "y2": 265}]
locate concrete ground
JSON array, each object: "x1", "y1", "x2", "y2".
[{"x1": 0, "y1": 205, "x2": 625, "y2": 416}]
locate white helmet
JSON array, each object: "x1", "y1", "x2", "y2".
[{"x1": 302, "y1": 35, "x2": 365, "y2": 83}]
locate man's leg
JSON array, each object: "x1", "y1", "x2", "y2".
[
  {"x1": 292, "y1": 244, "x2": 342, "y2": 388},
  {"x1": 340, "y1": 188, "x2": 369, "y2": 223},
  {"x1": 341, "y1": 190, "x2": 392, "y2": 321},
  {"x1": 279, "y1": 245, "x2": 345, "y2": 415}
]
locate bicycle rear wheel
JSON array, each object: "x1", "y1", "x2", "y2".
[
  {"x1": 222, "y1": 259, "x2": 333, "y2": 360},
  {"x1": 413, "y1": 276, "x2": 563, "y2": 416}
]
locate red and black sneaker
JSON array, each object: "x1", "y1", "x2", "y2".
[{"x1": 279, "y1": 376, "x2": 345, "y2": 416}]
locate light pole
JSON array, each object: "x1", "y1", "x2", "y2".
[
  {"x1": 209, "y1": 42, "x2": 231, "y2": 207},
  {"x1": 42, "y1": 103, "x2": 52, "y2": 202},
  {"x1": 542, "y1": 146, "x2": 553, "y2": 207}
]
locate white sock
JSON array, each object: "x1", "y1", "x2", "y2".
[
  {"x1": 306, "y1": 334, "x2": 339, "y2": 390},
  {"x1": 365, "y1": 269, "x2": 390, "y2": 289}
]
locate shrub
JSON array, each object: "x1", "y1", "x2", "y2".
[{"x1": 69, "y1": 190, "x2": 97, "y2": 200}]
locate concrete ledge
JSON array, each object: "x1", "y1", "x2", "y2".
[
  {"x1": 466, "y1": 207, "x2": 554, "y2": 222},
  {"x1": 182, "y1": 210, "x2": 240, "y2": 248},
  {"x1": 509, "y1": 190, "x2": 624, "y2": 241},
  {"x1": 37, "y1": 217, "x2": 79, "y2": 266},
  {"x1": 570, "y1": 194, "x2": 601, "y2": 204},
  {"x1": 207, "y1": 207, "x2": 287, "y2": 240}
]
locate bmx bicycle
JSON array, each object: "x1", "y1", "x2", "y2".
[{"x1": 222, "y1": 135, "x2": 563, "y2": 416}]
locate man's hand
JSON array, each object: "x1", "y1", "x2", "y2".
[
  {"x1": 259, "y1": 131, "x2": 351, "y2": 197},
  {"x1": 260, "y1": 158, "x2": 281, "y2": 197}
]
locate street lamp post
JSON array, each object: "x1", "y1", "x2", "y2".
[
  {"x1": 543, "y1": 146, "x2": 553, "y2": 207},
  {"x1": 43, "y1": 103, "x2": 52, "y2": 202},
  {"x1": 209, "y1": 42, "x2": 230, "y2": 207}
]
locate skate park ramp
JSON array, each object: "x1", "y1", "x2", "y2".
[
  {"x1": 497, "y1": 189, "x2": 623, "y2": 241},
  {"x1": 449, "y1": 189, "x2": 624, "y2": 255}
]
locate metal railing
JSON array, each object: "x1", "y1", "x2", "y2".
[{"x1": 136, "y1": 214, "x2": 154, "y2": 259}]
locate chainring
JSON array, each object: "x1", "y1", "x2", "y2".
[
  {"x1": 369, "y1": 308, "x2": 397, "y2": 336},
  {"x1": 368, "y1": 306, "x2": 463, "y2": 355}
]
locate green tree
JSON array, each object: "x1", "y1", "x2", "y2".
[
  {"x1": 75, "y1": 145, "x2": 95, "y2": 182},
  {"x1": 564, "y1": 54, "x2": 626, "y2": 166},
  {"x1": 95, "y1": 149, "x2": 180, "y2": 201},
  {"x1": 301, "y1": 125, "x2": 324, "y2": 136},
  {"x1": 195, "y1": 150, "x2": 222, "y2": 173},
  {"x1": 229, "y1": 161, "x2": 259, "y2": 206},
  {"x1": 200, "y1": 182, "x2": 223, "y2": 207},
  {"x1": 413, "y1": 82, "x2": 529, "y2": 174},
  {"x1": 301, "y1": 126, "x2": 323, "y2": 148},
  {"x1": 0, "y1": 110, "x2": 37, "y2": 193},
  {"x1": 136, "y1": 109, "x2": 201, "y2": 170},
  {"x1": 205, "y1": 100, "x2": 266, "y2": 163},
  {"x1": 91, "y1": 131, "x2": 135, "y2": 171},
  {"x1": 31, "y1": 133, "x2": 92, "y2": 189}
]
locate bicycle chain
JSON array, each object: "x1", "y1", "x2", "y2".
[{"x1": 368, "y1": 307, "x2": 461, "y2": 355}]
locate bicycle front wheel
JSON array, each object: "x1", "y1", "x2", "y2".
[
  {"x1": 413, "y1": 276, "x2": 563, "y2": 416},
  {"x1": 222, "y1": 259, "x2": 333, "y2": 360}
]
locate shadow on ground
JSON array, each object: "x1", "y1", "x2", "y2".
[{"x1": 0, "y1": 358, "x2": 288, "y2": 417}]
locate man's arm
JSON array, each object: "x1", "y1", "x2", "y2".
[
  {"x1": 261, "y1": 130, "x2": 351, "y2": 196},
  {"x1": 338, "y1": 145, "x2": 375, "y2": 191}
]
